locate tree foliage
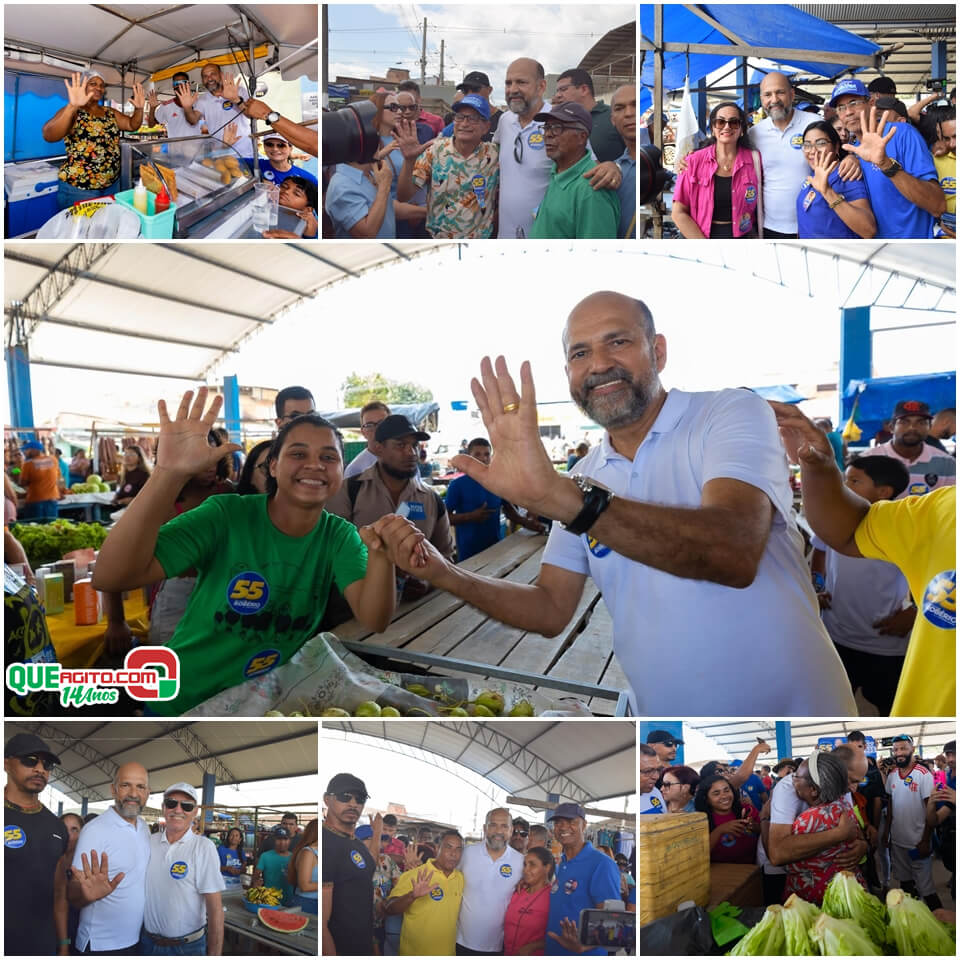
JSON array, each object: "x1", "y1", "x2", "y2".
[{"x1": 340, "y1": 372, "x2": 433, "y2": 408}]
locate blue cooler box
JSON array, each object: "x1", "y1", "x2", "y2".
[{"x1": 5, "y1": 161, "x2": 62, "y2": 236}]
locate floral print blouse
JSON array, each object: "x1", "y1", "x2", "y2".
[{"x1": 59, "y1": 108, "x2": 121, "y2": 189}]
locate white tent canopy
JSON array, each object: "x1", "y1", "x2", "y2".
[
  {"x1": 4, "y1": 3, "x2": 318, "y2": 88},
  {"x1": 4, "y1": 241, "x2": 445, "y2": 381},
  {"x1": 688, "y1": 719, "x2": 956, "y2": 761},
  {"x1": 321, "y1": 720, "x2": 637, "y2": 805},
  {"x1": 3, "y1": 720, "x2": 318, "y2": 804}
]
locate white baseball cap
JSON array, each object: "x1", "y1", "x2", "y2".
[
  {"x1": 163, "y1": 782, "x2": 200, "y2": 803},
  {"x1": 263, "y1": 133, "x2": 290, "y2": 146}
]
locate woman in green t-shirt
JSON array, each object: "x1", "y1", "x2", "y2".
[{"x1": 93, "y1": 388, "x2": 415, "y2": 713}]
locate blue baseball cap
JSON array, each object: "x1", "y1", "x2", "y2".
[
  {"x1": 452, "y1": 93, "x2": 490, "y2": 121},
  {"x1": 21, "y1": 441, "x2": 43, "y2": 452},
  {"x1": 829, "y1": 78, "x2": 869, "y2": 107},
  {"x1": 548, "y1": 802, "x2": 587, "y2": 821},
  {"x1": 730, "y1": 759, "x2": 743, "y2": 767},
  {"x1": 355, "y1": 824, "x2": 373, "y2": 840}
]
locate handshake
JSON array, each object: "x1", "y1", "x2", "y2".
[{"x1": 358, "y1": 514, "x2": 438, "y2": 576}]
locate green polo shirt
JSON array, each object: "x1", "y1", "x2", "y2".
[
  {"x1": 529, "y1": 151, "x2": 619, "y2": 239},
  {"x1": 589, "y1": 101, "x2": 626, "y2": 162}
]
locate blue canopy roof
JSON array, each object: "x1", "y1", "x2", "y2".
[
  {"x1": 639, "y1": 4, "x2": 881, "y2": 100},
  {"x1": 842, "y1": 372, "x2": 956, "y2": 442}
]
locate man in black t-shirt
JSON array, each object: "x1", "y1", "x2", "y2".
[
  {"x1": 322, "y1": 773, "x2": 375, "y2": 956},
  {"x1": 4, "y1": 732, "x2": 69, "y2": 956}
]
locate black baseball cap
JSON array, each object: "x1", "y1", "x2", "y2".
[
  {"x1": 875, "y1": 96, "x2": 908, "y2": 119},
  {"x1": 534, "y1": 102, "x2": 592, "y2": 133},
  {"x1": 375, "y1": 415, "x2": 430, "y2": 444},
  {"x1": 325, "y1": 773, "x2": 369, "y2": 799},
  {"x1": 646, "y1": 729, "x2": 684, "y2": 746},
  {"x1": 457, "y1": 71, "x2": 490, "y2": 91},
  {"x1": 272, "y1": 825, "x2": 291, "y2": 838},
  {"x1": 892, "y1": 400, "x2": 932, "y2": 421},
  {"x1": 4, "y1": 733, "x2": 60, "y2": 764},
  {"x1": 944, "y1": 741, "x2": 956, "y2": 754}
]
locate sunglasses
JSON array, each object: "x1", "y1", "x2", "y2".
[
  {"x1": 657, "y1": 739, "x2": 681, "y2": 748},
  {"x1": 163, "y1": 797, "x2": 196, "y2": 812},
  {"x1": 17, "y1": 754, "x2": 57, "y2": 771},
  {"x1": 714, "y1": 117, "x2": 742, "y2": 129},
  {"x1": 334, "y1": 791, "x2": 368, "y2": 804},
  {"x1": 383, "y1": 103, "x2": 401, "y2": 113},
  {"x1": 512, "y1": 829, "x2": 529, "y2": 837}
]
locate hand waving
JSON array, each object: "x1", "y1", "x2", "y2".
[
  {"x1": 76, "y1": 850, "x2": 125, "y2": 903},
  {"x1": 130, "y1": 82, "x2": 145, "y2": 111},
  {"x1": 156, "y1": 387, "x2": 241, "y2": 480},
  {"x1": 810, "y1": 148, "x2": 838, "y2": 196},
  {"x1": 220, "y1": 73, "x2": 241, "y2": 103},
  {"x1": 148, "y1": 88, "x2": 159, "y2": 110},
  {"x1": 64, "y1": 72, "x2": 92, "y2": 108},
  {"x1": 394, "y1": 118, "x2": 434, "y2": 161},
  {"x1": 174, "y1": 82, "x2": 197, "y2": 110},
  {"x1": 767, "y1": 401, "x2": 836, "y2": 468},
  {"x1": 841, "y1": 106, "x2": 896, "y2": 167},
  {"x1": 411, "y1": 866, "x2": 436, "y2": 898}
]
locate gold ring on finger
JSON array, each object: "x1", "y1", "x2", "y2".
[{"x1": 502, "y1": 402, "x2": 520, "y2": 413}]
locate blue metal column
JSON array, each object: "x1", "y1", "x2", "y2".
[
  {"x1": 57, "y1": 800, "x2": 63, "y2": 816},
  {"x1": 545, "y1": 792, "x2": 559, "y2": 824},
  {"x1": 775, "y1": 722, "x2": 792, "y2": 761},
  {"x1": 839, "y1": 306, "x2": 872, "y2": 425},
  {"x1": 5, "y1": 344, "x2": 36, "y2": 442},
  {"x1": 696, "y1": 76, "x2": 708, "y2": 134},
  {"x1": 637, "y1": 722, "x2": 685, "y2": 764},
  {"x1": 736, "y1": 58, "x2": 748, "y2": 110},
  {"x1": 932, "y1": 42, "x2": 948, "y2": 89},
  {"x1": 202, "y1": 771, "x2": 216, "y2": 827},
  {"x1": 222, "y1": 375, "x2": 241, "y2": 445},
  {"x1": 80, "y1": 797, "x2": 88, "y2": 818}
]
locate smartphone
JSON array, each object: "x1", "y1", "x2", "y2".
[{"x1": 578, "y1": 909, "x2": 635, "y2": 951}]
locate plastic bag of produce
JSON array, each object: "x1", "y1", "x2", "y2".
[
  {"x1": 727, "y1": 904, "x2": 784, "y2": 956},
  {"x1": 781, "y1": 895, "x2": 819, "y2": 955},
  {"x1": 885, "y1": 888, "x2": 955, "y2": 956},
  {"x1": 809, "y1": 914, "x2": 882, "y2": 955},
  {"x1": 821, "y1": 871, "x2": 886, "y2": 946}
]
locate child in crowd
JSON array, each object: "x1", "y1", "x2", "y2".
[{"x1": 264, "y1": 176, "x2": 318, "y2": 238}]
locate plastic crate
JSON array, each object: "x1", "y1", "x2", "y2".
[{"x1": 114, "y1": 188, "x2": 176, "y2": 239}]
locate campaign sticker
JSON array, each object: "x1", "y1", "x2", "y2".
[
  {"x1": 471, "y1": 175, "x2": 487, "y2": 210},
  {"x1": 908, "y1": 482, "x2": 930, "y2": 496},
  {"x1": 222, "y1": 101, "x2": 235, "y2": 111},
  {"x1": 802, "y1": 189, "x2": 817, "y2": 212},
  {"x1": 528, "y1": 130, "x2": 545, "y2": 149},
  {"x1": 243, "y1": 649, "x2": 281, "y2": 679},
  {"x1": 922, "y1": 570, "x2": 956, "y2": 629},
  {"x1": 903, "y1": 776, "x2": 914, "y2": 786},
  {"x1": 170, "y1": 861, "x2": 189, "y2": 879},
  {"x1": 263, "y1": 169, "x2": 275, "y2": 180},
  {"x1": 429, "y1": 885, "x2": 444, "y2": 901},
  {"x1": 401, "y1": 501, "x2": 426, "y2": 520},
  {"x1": 586, "y1": 535, "x2": 611, "y2": 558},
  {"x1": 647, "y1": 796, "x2": 662, "y2": 810},
  {"x1": 720, "y1": 833, "x2": 737, "y2": 847},
  {"x1": 564, "y1": 879, "x2": 579, "y2": 894},
  {"x1": 744, "y1": 184, "x2": 757, "y2": 203},
  {"x1": 500, "y1": 864, "x2": 513, "y2": 877},
  {"x1": 738, "y1": 213, "x2": 752, "y2": 233},
  {"x1": 4, "y1": 826, "x2": 26, "y2": 848},
  {"x1": 924, "y1": 473, "x2": 939, "y2": 487},
  {"x1": 227, "y1": 572, "x2": 270, "y2": 614},
  {"x1": 351, "y1": 850, "x2": 367, "y2": 869},
  {"x1": 790, "y1": 134, "x2": 804, "y2": 148}
]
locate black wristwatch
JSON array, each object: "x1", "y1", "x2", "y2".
[
  {"x1": 562, "y1": 476, "x2": 614, "y2": 536},
  {"x1": 880, "y1": 158, "x2": 902, "y2": 178}
]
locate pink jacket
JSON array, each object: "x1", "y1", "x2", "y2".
[{"x1": 674, "y1": 145, "x2": 762, "y2": 237}]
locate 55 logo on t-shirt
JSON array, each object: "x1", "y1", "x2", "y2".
[
  {"x1": 227, "y1": 571, "x2": 270, "y2": 614},
  {"x1": 922, "y1": 570, "x2": 955, "y2": 629}
]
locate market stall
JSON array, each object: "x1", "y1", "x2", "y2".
[{"x1": 222, "y1": 889, "x2": 317, "y2": 956}]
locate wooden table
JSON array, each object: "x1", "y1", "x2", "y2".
[
  {"x1": 47, "y1": 593, "x2": 149, "y2": 667},
  {"x1": 335, "y1": 530, "x2": 630, "y2": 715},
  {"x1": 708, "y1": 863, "x2": 764, "y2": 909},
  {"x1": 221, "y1": 890, "x2": 317, "y2": 955}
]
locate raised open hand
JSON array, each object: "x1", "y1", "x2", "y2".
[
  {"x1": 130, "y1": 81, "x2": 145, "y2": 110},
  {"x1": 174, "y1": 82, "x2": 197, "y2": 109},
  {"x1": 394, "y1": 118, "x2": 434, "y2": 161},
  {"x1": 810, "y1": 148, "x2": 838, "y2": 196},
  {"x1": 156, "y1": 387, "x2": 241, "y2": 479},
  {"x1": 411, "y1": 866, "x2": 436, "y2": 898},
  {"x1": 76, "y1": 850, "x2": 125, "y2": 903},
  {"x1": 64, "y1": 72, "x2": 93, "y2": 108},
  {"x1": 220, "y1": 72, "x2": 241, "y2": 103},
  {"x1": 841, "y1": 106, "x2": 896, "y2": 167},
  {"x1": 148, "y1": 88, "x2": 159, "y2": 110},
  {"x1": 767, "y1": 401, "x2": 835, "y2": 468}
]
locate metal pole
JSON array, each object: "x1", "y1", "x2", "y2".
[
  {"x1": 202, "y1": 771, "x2": 216, "y2": 828},
  {"x1": 420, "y1": 19, "x2": 427, "y2": 85},
  {"x1": 839, "y1": 306, "x2": 872, "y2": 427},
  {"x1": 322, "y1": 5, "x2": 328, "y2": 93},
  {"x1": 775, "y1": 722, "x2": 792, "y2": 760},
  {"x1": 439, "y1": 40, "x2": 444, "y2": 85},
  {"x1": 653, "y1": 5, "x2": 664, "y2": 240},
  {"x1": 222, "y1": 375, "x2": 242, "y2": 446}
]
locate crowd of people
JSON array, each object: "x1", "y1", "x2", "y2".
[
  {"x1": 639, "y1": 729, "x2": 956, "y2": 911},
  {"x1": 671, "y1": 73, "x2": 955, "y2": 239},
  {"x1": 322, "y1": 772, "x2": 635, "y2": 956},
  {"x1": 323, "y1": 64, "x2": 637, "y2": 239},
  {"x1": 3, "y1": 730, "x2": 319, "y2": 955}
]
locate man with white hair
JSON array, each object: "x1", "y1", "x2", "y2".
[
  {"x1": 141, "y1": 782, "x2": 224, "y2": 955},
  {"x1": 456, "y1": 807, "x2": 524, "y2": 954}
]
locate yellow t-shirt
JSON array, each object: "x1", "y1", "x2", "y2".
[
  {"x1": 854, "y1": 486, "x2": 956, "y2": 716},
  {"x1": 388, "y1": 859, "x2": 464, "y2": 956},
  {"x1": 933, "y1": 152, "x2": 956, "y2": 217}
]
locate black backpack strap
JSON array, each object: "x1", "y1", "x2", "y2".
[{"x1": 347, "y1": 477, "x2": 362, "y2": 514}]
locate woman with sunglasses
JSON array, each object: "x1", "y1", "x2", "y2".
[
  {"x1": 797, "y1": 121, "x2": 876, "y2": 239},
  {"x1": 785, "y1": 753, "x2": 866, "y2": 905},
  {"x1": 673, "y1": 102, "x2": 762, "y2": 238},
  {"x1": 377, "y1": 91, "x2": 429, "y2": 235},
  {"x1": 219, "y1": 827, "x2": 246, "y2": 888},
  {"x1": 93, "y1": 388, "x2": 414, "y2": 715},
  {"x1": 694, "y1": 774, "x2": 760, "y2": 864},
  {"x1": 662, "y1": 766, "x2": 700, "y2": 814}
]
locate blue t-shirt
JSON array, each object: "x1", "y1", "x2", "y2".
[
  {"x1": 741, "y1": 773, "x2": 767, "y2": 810},
  {"x1": 855, "y1": 121, "x2": 938, "y2": 238},
  {"x1": 546, "y1": 842, "x2": 621, "y2": 956},
  {"x1": 616, "y1": 147, "x2": 636, "y2": 239},
  {"x1": 324, "y1": 164, "x2": 396, "y2": 239},
  {"x1": 445, "y1": 474, "x2": 502, "y2": 562},
  {"x1": 218, "y1": 845, "x2": 244, "y2": 887},
  {"x1": 258, "y1": 158, "x2": 318, "y2": 187},
  {"x1": 796, "y1": 167, "x2": 870, "y2": 239}
]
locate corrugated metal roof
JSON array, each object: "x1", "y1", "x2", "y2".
[
  {"x1": 578, "y1": 20, "x2": 636, "y2": 76},
  {"x1": 795, "y1": 5, "x2": 956, "y2": 28},
  {"x1": 4, "y1": 720, "x2": 318, "y2": 803},
  {"x1": 322, "y1": 720, "x2": 637, "y2": 805}
]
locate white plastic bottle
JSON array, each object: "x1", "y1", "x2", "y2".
[{"x1": 133, "y1": 178, "x2": 148, "y2": 214}]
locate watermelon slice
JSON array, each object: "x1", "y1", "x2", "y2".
[{"x1": 257, "y1": 908, "x2": 309, "y2": 933}]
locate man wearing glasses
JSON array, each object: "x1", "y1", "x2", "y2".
[
  {"x1": 345, "y1": 401, "x2": 391, "y2": 480},
  {"x1": 645, "y1": 729, "x2": 682, "y2": 771},
  {"x1": 509, "y1": 817, "x2": 530, "y2": 854},
  {"x1": 322, "y1": 773, "x2": 375, "y2": 956},
  {"x1": 830, "y1": 77, "x2": 945, "y2": 238},
  {"x1": 142, "y1": 783, "x2": 224, "y2": 955},
  {"x1": 551, "y1": 69, "x2": 624, "y2": 162},
  {"x1": 70, "y1": 761, "x2": 151, "y2": 954},
  {"x1": 455, "y1": 71, "x2": 503, "y2": 141},
  {"x1": 274, "y1": 385, "x2": 316, "y2": 432},
  {"x1": 638, "y1": 745, "x2": 666, "y2": 814},
  {"x1": 4, "y1": 733, "x2": 70, "y2": 957},
  {"x1": 528, "y1": 103, "x2": 619, "y2": 239},
  {"x1": 396, "y1": 94, "x2": 500, "y2": 239}
]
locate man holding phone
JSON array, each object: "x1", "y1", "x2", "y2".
[{"x1": 147, "y1": 72, "x2": 204, "y2": 139}]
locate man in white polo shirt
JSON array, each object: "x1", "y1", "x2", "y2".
[
  {"x1": 382, "y1": 290, "x2": 858, "y2": 717},
  {"x1": 456, "y1": 807, "x2": 525, "y2": 955},
  {"x1": 70, "y1": 762, "x2": 151, "y2": 954},
  {"x1": 638, "y1": 745, "x2": 666, "y2": 814},
  {"x1": 141, "y1": 782, "x2": 224, "y2": 955}
]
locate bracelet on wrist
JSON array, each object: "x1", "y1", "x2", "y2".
[{"x1": 828, "y1": 196, "x2": 846, "y2": 210}]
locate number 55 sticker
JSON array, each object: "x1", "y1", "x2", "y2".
[{"x1": 226, "y1": 571, "x2": 270, "y2": 614}]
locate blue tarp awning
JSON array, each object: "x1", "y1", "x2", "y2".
[
  {"x1": 842, "y1": 372, "x2": 956, "y2": 442},
  {"x1": 639, "y1": 4, "x2": 881, "y2": 102},
  {"x1": 752, "y1": 384, "x2": 808, "y2": 404}
]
